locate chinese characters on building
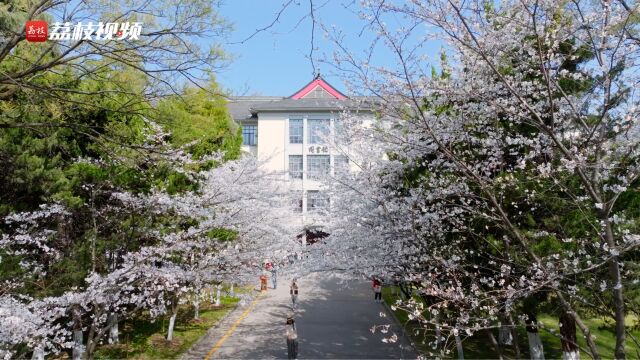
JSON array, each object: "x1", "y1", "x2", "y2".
[{"x1": 308, "y1": 146, "x2": 329, "y2": 154}]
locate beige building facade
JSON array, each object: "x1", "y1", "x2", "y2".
[{"x1": 227, "y1": 76, "x2": 373, "y2": 228}]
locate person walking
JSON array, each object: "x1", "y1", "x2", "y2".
[
  {"x1": 260, "y1": 270, "x2": 268, "y2": 292},
  {"x1": 373, "y1": 277, "x2": 382, "y2": 303},
  {"x1": 285, "y1": 316, "x2": 299, "y2": 359},
  {"x1": 290, "y1": 278, "x2": 299, "y2": 309},
  {"x1": 271, "y1": 262, "x2": 278, "y2": 289}
]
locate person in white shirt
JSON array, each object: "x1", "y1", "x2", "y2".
[
  {"x1": 285, "y1": 316, "x2": 298, "y2": 359},
  {"x1": 290, "y1": 278, "x2": 299, "y2": 309}
]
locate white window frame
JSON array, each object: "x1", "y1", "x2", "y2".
[
  {"x1": 334, "y1": 155, "x2": 349, "y2": 174},
  {"x1": 289, "y1": 119, "x2": 303, "y2": 144},
  {"x1": 307, "y1": 190, "x2": 329, "y2": 211},
  {"x1": 288, "y1": 155, "x2": 303, "y2": 179},
  {"x1": 242, "y1": 124, "x2": 257, "y2": 145},
  {"x1": 307, "y1": 155, "x2": 330, "y2": 180},
  {"x1": 307, "y1": 119, "x2": 330, "y2": 144}
]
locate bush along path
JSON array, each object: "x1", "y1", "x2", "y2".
[
  {"x1": 180, "y1": 289, "x2": 263, "y2": 360},
  {"x1": 92, "y1": 294, "x2": 239, "y2": 360},
  {"x1": 381, "y1": 286, "x2": 640, "y2": 359}
]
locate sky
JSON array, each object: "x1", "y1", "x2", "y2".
[{"x1": 216, "y1": 1, "x2": 442, "y2": 97}]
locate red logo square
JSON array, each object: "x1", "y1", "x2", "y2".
[{"x1": 26, "y1": 20, "x2": 48, "y2": 42}]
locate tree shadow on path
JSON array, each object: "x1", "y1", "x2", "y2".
[{"x1": 212, "y1": 272, "x2": 417, "y2": 359}]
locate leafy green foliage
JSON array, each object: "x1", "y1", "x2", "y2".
[
  {"x1": 0, "y1": 56, "x2": 241, "y2": 302},
  {"x1": 157, "y1": 80, "x2": 242, "y2": 161},
  {"x1": 206, "y1": 228, "x2": 238, "y2": 242}
]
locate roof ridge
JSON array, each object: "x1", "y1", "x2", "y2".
[{"x1": 289, "y1": 76, "x2": 347, "y2": 100}]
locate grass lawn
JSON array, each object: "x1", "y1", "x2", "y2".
[
  {"x1": 382, "y1": 287, "x2": 640, "y2": 359},
  {"x1": 95, "y1": 292, "x2": 241, "y2": 359}
]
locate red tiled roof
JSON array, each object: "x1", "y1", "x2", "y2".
[{"x1": 290, "y1": 75, "x2": 347, "y2": 100}]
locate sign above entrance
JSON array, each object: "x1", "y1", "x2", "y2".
[{"x1": 308, "y1": 146, "x2": 329, "y2": 154}]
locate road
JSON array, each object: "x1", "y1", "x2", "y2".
[{"x1": 184, "y1": 271, "x2": 417, "y2": 359}]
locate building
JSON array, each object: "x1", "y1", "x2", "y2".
[{"x1": 227, "y1": 75, "x2": 373, "y2": 229}]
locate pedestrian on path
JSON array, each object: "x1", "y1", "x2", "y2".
[
  {"x1": 260, "y1": 271, "x2": 268, "y2": 291},
  {"x1": 285, "y1": 316, "x2": 299, "y2": 359},
  {"x1": 271, "y1": 262, "x2": 278, "y2": 289},
  {"x1": 290, "y1": 278, "x2": 299, "y2": 309},
  {"x1": 373, "y1": 277, "x2": 382, "y2": 303}
]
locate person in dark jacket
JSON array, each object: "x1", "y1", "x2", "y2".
[
  {"x1": 290, "y1": 278, "x2": 299, "y2": 309},
  {"x1": 286, "y1": 316, "x2": 298, "y2": 359}
]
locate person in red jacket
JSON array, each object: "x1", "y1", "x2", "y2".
[{"x1": 372, "y1": 277, "x2": 382, "y2": 303}]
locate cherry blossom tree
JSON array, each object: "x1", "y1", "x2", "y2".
[
  {"x1": 319, "y1": 0, "x2": 640, "y2": 358},
  {"x1": 0, "y1": 121, "x2": 296, "y2": 358}
]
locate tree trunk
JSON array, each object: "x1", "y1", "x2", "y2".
[
  {"x1": 560, "y1": 311, "x2": 580, "y2": 360},
  {"x1": 167, "y1": 312, "x2": 177, "y2": 341},
  {"x1": 85, "y1": 327, "x2": 97, "y2": 360},
  {"x1": 499, "y1": 320, "x2": 513, "y2": 346},
  {"x1": 526, "y1": 312, "x2": 545, "y2": 360},
  {"x1": 31, "y1": 345, "x2": 44, "y2": 360},
  {"x1": 72, "y1": 329, "x2": 84, "y2": 360},
  {"x1": 194, "y1": 300, "x2": 200, "y2": 320},
  {"x1": 166, "y1": 298, "x2": 178, "y2": 341},
  {"x1": 603, "y1": 219, "x2": 626, "y2": 359},
  {"x1": 508, "y1": 313, "x2": 522, "y2": 359},
  {"x1": 486, "y1": 329, "x2": 504, "y2": 360},
  {"x1": 108, "y1": 313, "x2": 119, "y2": 344},
  {"x1": 215, "y1": 285, "x2": 221, "y2": 307},
  {"x1": 434, "y1": 312, "x2": 442, "y2": 349},
  {"x1": 455, "y1": 333, "x2": 464, "y2": 360},
  {"x1": 230, "y1": 283, "x2": 235, "y2": 297},
  {"x1": 556, "y1": 293, "x2": 600, "y2": 359},
  {"x1": 85, "y1": 304, "x2": 108, "y2": 359},
  {"x1": 85, "y1": 319, "x2": 98, "y2": 359},
  {"x1": 72, "y1": 309, "x2": 84, "y2": 360}
]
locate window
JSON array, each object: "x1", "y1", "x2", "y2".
[
  {"x1": 242, "y1": 124, "x2": 257, "y2": 145},
  {"x1": 305, "y1": 86, "x2": 333, "y2": 99},
  {"x1": 289, "y1": 155, "x2": 303, "y2": 179},
  {"x1": 334, "y1": 119, "x2": 352, "y2": 145},
  {"x1": 334, "y1": 155, "x2": 350, "y2": 174},
  {"x1": 334, "y1": 118, "x2": 344, "y2": 136},
  {"x1": 307, "y1": 155, "x2": 330, "y2": 180},
  {"x1": 307, "y1": 119, "x2": 330, "y2": 144},
  {"x1": 291, "y1": 191, "x2": 303, "y2": 213},
  {"x1": 289, "y1": 119, "x2": 303, "y2": 144},
  {"x1": 307, "y1": 190, "x2": 329, "y2": 211}
]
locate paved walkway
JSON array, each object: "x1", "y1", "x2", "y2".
[{"x1": 183, "y1": 272, "x2": 417, "y2": 359}]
